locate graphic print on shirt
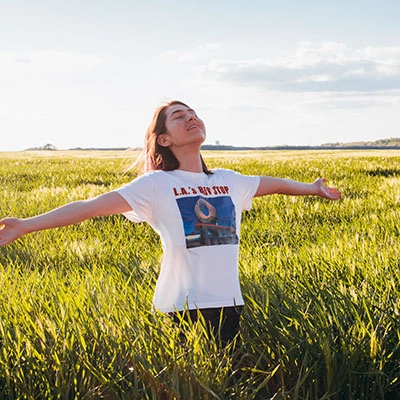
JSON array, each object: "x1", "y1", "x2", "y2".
[{"x1": 176, "y1": 195, "x2": 238, "y2": 248}]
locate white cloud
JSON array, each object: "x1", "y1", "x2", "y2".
[
  {"x1": 289, "y1": 41, "x2": 353, "y2": 68},
  {"x1": 297, "y1": 74, "x2": 334, "y2": 83},
  {"x1": 0, "y1": 51, "x2": 103, "y2": 74},
  {"x1": 361, "y1": 46, "x2": 400, "y2": 60},
  {"x1": 298, "y1": 90, "x2": 400, "y2": 110},
  {"x1": 161, "y1": 42, "x2": 220, "y2": 62},
  {"x1": 200, "y1": 42, "x2": 400, "y2": 93}
]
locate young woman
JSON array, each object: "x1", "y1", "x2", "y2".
[{"x1": 0, "y1": 100, "x2": 341, "y2": 344}]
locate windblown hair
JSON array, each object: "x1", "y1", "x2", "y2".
[{"x1": 134, "y1": 100, "x2": 212, "y2": 175}]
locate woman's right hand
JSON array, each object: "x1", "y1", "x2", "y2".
[{"x1": 0, "y1": 218, "x2": 27, "y2": 246}]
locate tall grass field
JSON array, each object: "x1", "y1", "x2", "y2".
[{"x1": 0, "y1": 150, "x2": 399, "y2": 399}]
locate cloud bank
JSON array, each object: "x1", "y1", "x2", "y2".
[{"x1": 200, "y1": 42, "x2": 400, "y2": 92}]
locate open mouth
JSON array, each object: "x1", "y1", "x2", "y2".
[{"x1": 187, "y1": 125, "x2": 200, "y2": 131}]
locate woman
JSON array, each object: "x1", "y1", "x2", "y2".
[{"x1": 0, "y1": 100, "x2": 341, "y2": 344}]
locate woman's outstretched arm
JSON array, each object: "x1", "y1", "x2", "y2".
[
  {"x1": 0, "y1": 192, "x2": 131, "y2": 247},
  {"x1": 255, "y1": 177, "x2": 341, "y2": 200}
]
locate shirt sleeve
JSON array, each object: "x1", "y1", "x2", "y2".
[
  {"x1": 216, "y1": 169, "x2": 260, "y2": 211},
  {"x1": 114, "y1": 173, "x2": 154, "y2": 222}
]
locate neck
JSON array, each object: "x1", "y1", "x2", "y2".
[{"x1": 173, "y1": 147, "x2": 203, "y2": 173}]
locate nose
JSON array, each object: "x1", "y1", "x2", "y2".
[{"x1": 187, "y1": 112, "x2": 197, "y2": 121}]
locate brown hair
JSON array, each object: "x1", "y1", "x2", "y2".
[{"x1": 134, "y1": 100, "x2": 212, "y2": 175}]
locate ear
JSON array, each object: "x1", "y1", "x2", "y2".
[{"x1": 157, "y1": 134, "x2": 171, "y2": 148}]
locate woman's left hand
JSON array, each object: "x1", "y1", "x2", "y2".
[{"x1": 314, "y1": 178, "x2": 342, "y2": 200}]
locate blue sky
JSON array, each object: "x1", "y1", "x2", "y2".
[{"x1": 1, "y1": 0, "x2": 399, "y2": 151}]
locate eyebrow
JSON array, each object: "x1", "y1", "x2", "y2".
[{"x1": 170, "y1": 108, "x2": 195, "y2": 117}]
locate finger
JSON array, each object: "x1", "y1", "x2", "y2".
[{"x1": 328, "y1": 189, "x2": 341, "y2": 199}]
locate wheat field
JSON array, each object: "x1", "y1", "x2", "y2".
[{"x1": 0, "y1": 150, "x2": 399, "y2": 399}]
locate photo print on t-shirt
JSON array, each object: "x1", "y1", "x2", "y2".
[{"x1": 176, "y1": 195, "x2": 239, "y2": 248}]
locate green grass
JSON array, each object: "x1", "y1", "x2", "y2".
[{"x1": 0, "y1": 150, "x2": 399, "y2": 399}]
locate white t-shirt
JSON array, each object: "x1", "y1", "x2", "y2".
[{"x1": 115, "y1": 168, "x2": 260, "y2": 313}]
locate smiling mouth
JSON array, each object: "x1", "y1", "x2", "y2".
[{"x1": 187, "y1": 125, "x2": 200, "y2": 131}]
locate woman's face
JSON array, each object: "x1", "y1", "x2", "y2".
[{"x1": 159, "y1": 104, "x2": 206, "y2": 149}]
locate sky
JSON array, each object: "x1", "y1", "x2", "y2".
[{"x1": 1, "y1": 0, "x2": 400, "y2": 151}]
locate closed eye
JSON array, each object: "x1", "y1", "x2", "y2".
[
  {"x1": 171, "y1": 110, "x2": 185, "y2": 120},
  {"x1": 170, "y1": 108, "x2": 197, "y2": 120}
]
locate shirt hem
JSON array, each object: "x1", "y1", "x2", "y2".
[{"x1": 154, "y1": 300, "x2": 245, "y2": 314}]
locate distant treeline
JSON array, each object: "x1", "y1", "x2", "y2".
[
  {"x1": 25, "y1": 138, "x2": 400, "y2": 152},
  {"x1": 201, "y1": 137, "x2": 400, "y2": 151}
]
